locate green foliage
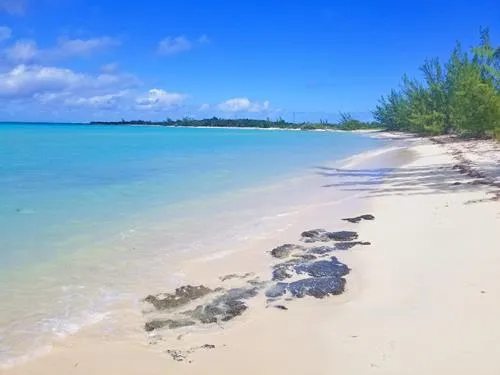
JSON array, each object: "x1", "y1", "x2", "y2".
[
  {"x1": 92, "y1": 115, "x2": 383, "y2": 131},
  {"x1": 336, "y1": 112, "x2": 383, "y2": 130},
  {"x1": 91, "y1": 117, "x2": 294, "y2": 129},
  {"x1": 373, "y1": 29, "x2": 500, "y2": 139}
]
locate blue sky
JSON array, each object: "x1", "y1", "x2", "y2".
[{"x1": 0, "y1": 0, "x2": 498, "y2": 123}]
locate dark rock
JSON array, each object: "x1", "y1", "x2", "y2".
[
  {"x1": 144, "y1": 285, "x2": 212, "y2": 310},
  {"x1": 293, "y1": 254, "x2": 317, "y2": 260},
  {"x1": 186, "y1": 287, "x2": 259, "y2": 324},
  {"x1": 167, "y1": 349, "x2": 188, "y2": 362},
  {"x1": 272, "y1": 267, "x2": 292, "y2": 281},
  {"x1": 294, "y1": 257, "x2": 350, "y2": 278},
  {"x1": 145, "y1": 319, "x2": 196, "y2": 332},
  {"x1": 334, "y1": 241, "x2": 371, "y2": 251},
  {"x1": 270, "y1": 244, "x2": 306, "y2": 258},
  {"x1": 271, "y1": 259, "x2": 301, "y2": 281},
  {"x1": 288, "y1": 277, "x2": 346, "y2": 298},
  {"x1": 301, "y1": 229, "x2": 327, "y2": 238},
  {"x1": 301, "y1": 229, "x2": 328, "y2": 242},
  {"x1": 342, "y1": 214, "x2": 375, "y2": 223},
  {"x1": 166, "y1": 344, "x2": 216, "y2": 363},
  {"x1": 247, "y1": 278, "x2": 266, "y2": 287},
  {"x1": 308, "y1": 246, "x2": 336, "y2": 255},
  {"x1": 274, "y1": 305, "x2": 288, "y2": 310},
  {"x1": 327, "y1": 231, "x2": 359, "y2": 241},
  {"x1": 301, "y1": 229, "x2": 358, "y2": 242},
  {"x1": 308, "y1": 242, "x2": 370, "y2": 254},
  {"x1": 220, "y1": 272, "x2": 255, "y2": 282},
  {"x1": 265, "y1": 283, "x2": 288, "y2": 298},
  {"x1": 266, "y1": 277, "x2": 346, "y2": 299}
]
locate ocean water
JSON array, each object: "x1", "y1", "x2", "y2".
[{"x1": 0, "y1": 123, "x2": 386, "y2": 367}]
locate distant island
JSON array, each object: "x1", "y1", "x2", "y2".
[{"x1": 90, "y1": 114, "x2": 383, "y2": 132}]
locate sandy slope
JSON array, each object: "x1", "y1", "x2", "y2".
[{"x1": 5, "y1": 138, "x2": 500, "y2": 375}]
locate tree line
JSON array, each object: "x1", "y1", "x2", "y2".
[
  {"x1": 373, "y1": 28, "x2": 500, "y2": 139},
  {"x1": 90, "y1": 115, "x2": 381, "y2": 131}
]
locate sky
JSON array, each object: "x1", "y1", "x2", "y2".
[{"x1": 0, "y1": 0, "x2": 498, "y2": 123}]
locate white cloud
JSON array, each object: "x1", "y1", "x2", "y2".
[
  {"x1": 3, "y1": 36, "x2": 120, "y2": 63},
  {"x1": 100, "y1": 62, "x2": 119, "y2": 73},
  {"x1": 198, "y1": 103, "x2": 210, "y2": 111},
  {"x1": 217, "y1": 97, "x2": 271, "y2": 113},
  {"x1": 0, "y1": 64, "x2": 86, "y2": 97},
  {"x1": 157, "y1": 34, "x2": 210, "y2": 55},
  {"x1": 0, "y1": 0, "x2": 25, "y2": 15},
  {"x1": 135, "y1": 88, "x2": 187, "y2": 109},
  {"x1": 56, "y1": 37, "x2": 120, "y2": 57},
  {"x1": 5, "y1": 39, "x2": 37, "y2": 62},
  {"x1": 0, "y1": 64, "x2": 138, "y2": 98},
  {"x1": 63, "y1": 92, "x2": 127, "y2": 109},
  {"x1": 0, "y1": 26, "x2": 12, "y2": 42},
  {"x1": 157, "y1": 36, "x2": 192, "y2": 55}
]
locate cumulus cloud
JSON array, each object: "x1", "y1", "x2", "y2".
[
  {"x1": 0, "y1": 0, "x2": 25, "y2": 15},
  {"x1": 0, "y1": 64, "x2": 138, "y2": 99},
  {"x1": 0, "y1": 63, "x2": 193, "y2": 118},
  {"x1": 5, "y1": 39, "x2": 37, "y2": 62},
  {"x1": 157, "y1": 34, "x2": 210, "y2": 55},
  {"x1": 0, "y1": 26, "x2": 12, "y2": 41},
  {"x1": 100, "y1": 62, "x2": 119, "y2": 73},
  {"x1": 62, "y1": 92, "x2": 128, "y2": 109},
  {"x1": 56, "y1": 37, "x2": 120, "y2": 57},
  {"x1": 157, "y1": 36, "x2": 192, "y2": 55},
  {"x1": 217, "y1": 97, "x2": 271, "y2": 113},
  {"x1": 0, "y1": 64, "x2": 84, "y2": 97},
  {"x1": 3, "y1": 36, "x2": 120, "y2": 63},
  {"x1": 135, "y1": 88, "x2": 187, "y2": 110},
  {"x1": 198, "y1": 103, "x2": 210, "y2": 111}
]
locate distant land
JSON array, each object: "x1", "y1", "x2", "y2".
[{"x1": 90, "y1": 115, "x2": 383, "y2": 131}]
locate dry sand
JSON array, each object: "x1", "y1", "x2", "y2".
[{"x1": 4, "y1": 136, "x2": 500, "y2": 375}]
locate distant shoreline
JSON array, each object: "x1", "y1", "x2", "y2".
[{"x1": 89, "y1": 117, "x2": 383, "y2": 132}]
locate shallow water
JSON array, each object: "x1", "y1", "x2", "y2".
[{"x1": 0, "y1": 123, "x2": 387, "y2": 367}]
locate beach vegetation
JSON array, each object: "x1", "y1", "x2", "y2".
[{"x1": 374, "y1": 28, "x2": 500, "y2": 139}]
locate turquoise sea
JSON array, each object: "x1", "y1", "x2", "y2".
[{"x1": 0, "y1": 123, "x2": 386, "y2": 367}]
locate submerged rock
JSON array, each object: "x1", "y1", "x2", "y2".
[
  {"x1": 144, "y1": 285, "x2": 213, "y2": 310},
  {"x1": 342, "y1": 214, "x2": 375, "y2": 223},
  {"x1": 270, "y1": 244, "x2": 306, "y2": 259}
]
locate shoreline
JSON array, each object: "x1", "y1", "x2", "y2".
[
  {"x1": 4, "y1": 135, "x2": 500, "y2": 374},
  {"x1": 0, "y1": 138, "x2": 404, "y2": 371},
  {"x1": 0, "y1": 136, "x2": 398, "y2": 370}
]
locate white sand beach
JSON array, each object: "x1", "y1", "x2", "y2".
[{"x1": 5, "y1": 136, "x2": 500, "y2": 375}]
